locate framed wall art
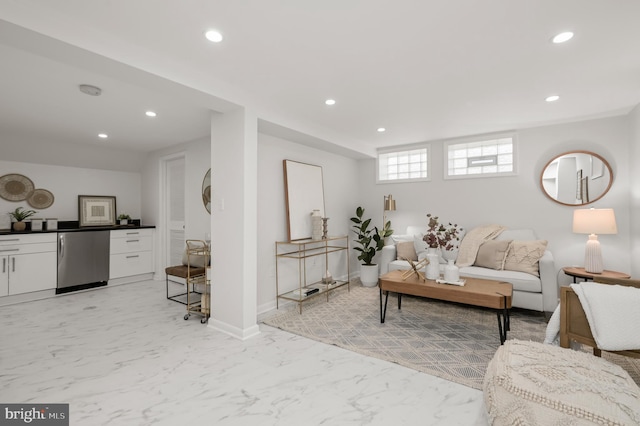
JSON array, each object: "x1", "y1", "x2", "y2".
[{"x1": 78, "y1": 195, "x2": 116, "y2": 227}]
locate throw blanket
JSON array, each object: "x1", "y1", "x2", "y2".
[
  {"x1": 571, "y1": 282, "x2": 640, "y2": 351},
  {"x1": 455, "y1": 224, "x2": 505, "y2": 267}
]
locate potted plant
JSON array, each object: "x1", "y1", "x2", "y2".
[
  {"x1": 351, "y1": 206, "x2": 393, "y2": 287},
  {"x1": 9, "y1": 207, "x2": 37, "y2": 231},
  {"x1": 117, "y1": 213, "x2": 131, "y2": 225}
]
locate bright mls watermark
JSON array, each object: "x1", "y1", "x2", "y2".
[{"x1": 0, "y1": 404, "x2": 68, "y2": 425}]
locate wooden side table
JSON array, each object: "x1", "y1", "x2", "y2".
[{"x1": 562, "y1": 266, "x2": 630, "y2": 283}]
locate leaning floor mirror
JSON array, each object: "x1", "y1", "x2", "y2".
[{"x1": 283, "y1": 159, "x2": 325, "y2": 241}]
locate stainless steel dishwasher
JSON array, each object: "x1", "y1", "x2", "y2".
[{"x1": 57, "y1": 231, "x2": 110, "y2": 294}]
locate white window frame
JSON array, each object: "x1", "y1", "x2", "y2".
[
  {"x1": 443, "y1": 133, "x2": 518, "y2": 180},
  {"x1": 376, "y1": 144, "x2": 431, "y2": 184}
]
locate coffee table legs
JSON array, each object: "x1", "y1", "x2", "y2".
[
  {"x1": 497, "y1": 295, "x2": 511, "y2": 345},
  {"x1": 380, "y1": 288, "x2": 390, "y2": 323}
]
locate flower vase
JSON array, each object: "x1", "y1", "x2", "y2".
[
  {"x1": 311, "y1": 210, "x2": 322, "y2": 240},
  {"x1": 444, "y1": 259, "x2": 460, "y2": 283},
  {"x1": 425, "y1": 253, "x2": 439, "y2": 280}
]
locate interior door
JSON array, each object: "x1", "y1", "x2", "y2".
[{"x1": 165, "y1": 156, "x2": 186, "y2": 269}]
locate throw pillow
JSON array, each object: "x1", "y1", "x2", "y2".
[
  {"x1": 474, "y1": 240, "x2": 512, "y2": 270},
  {"x1": 396, "y1": 241, "x2": 418, "y2": 261},
  {"x1": 413, "y1": 234, "x2": 429, "y2": 258},
  {"x1": 503, "y1": 240, "x2": 548, "y2": 277}
]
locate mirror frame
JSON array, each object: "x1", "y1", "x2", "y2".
[
  {"x1": 540, "y1": 150, "x2": 613, "y2": 207},
  {"x1": 202, "y1": 168, "x2": 211, "y2": 214},
  {"x1": 283, "y1": 159, "x2": 325, "y2": 241}
]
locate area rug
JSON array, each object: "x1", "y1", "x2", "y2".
[{"x1": 263, "y1": 282, "x2": 640, "y2": 390}]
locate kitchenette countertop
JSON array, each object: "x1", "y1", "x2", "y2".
[{"x1": 0, "y1": 220, "x2": 155, "y2": 236}]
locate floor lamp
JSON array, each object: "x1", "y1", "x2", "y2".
[
  {"x1": 383, "y1": 194, "x2": 396, "y2": 228},
  {"x1": 572, "y1": 208, "x2": 617, "y2": 273}
]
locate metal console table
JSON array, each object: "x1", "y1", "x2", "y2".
[{"x1": 275, "y1": 235, "x2": 349, "y2": 313}]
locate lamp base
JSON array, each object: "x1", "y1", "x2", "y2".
[{"x1": 584, "y1": 234, "x2": 603, "y2": 274}]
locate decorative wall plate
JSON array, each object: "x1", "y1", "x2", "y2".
[
  {"x1": 28, "y1": 188, "x2": 55, "y2": 209},
  {"x1": 0, "y1": 173, "x2": 35, "y2": 201}
]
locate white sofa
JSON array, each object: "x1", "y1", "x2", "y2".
[{"x1": 379, "y1": 226, "x2": 558, "y2": 313}]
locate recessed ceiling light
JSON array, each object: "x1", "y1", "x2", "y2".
[
  {"x1": 552, "y1": 32, "x2": 574, "y2": 44},
  {"x1": 325, "y1": 99, "x2": 336, "y2": 106},
  {"x1": 205, "y1": 30, "x2": 223, "y2": 43},
  {"x1": 377, "y1": 127, "x2": 386, "y2": 133},
  {"x1": 98, "y1": 133, "x2": 108, "y2": 139},
  {"x1": 545, "y1": 95, "x2": 560, "y2": 102},
  {"x1": 79, "y1": 84, "x2": 102, "y2": 96},
  {"x1": 145, "y1": 111, "x2": 157, "y2": 117}
]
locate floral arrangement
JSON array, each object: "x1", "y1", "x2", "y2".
[{"x1": 423, "y1": 213, "x2": 464, "y2": 251}]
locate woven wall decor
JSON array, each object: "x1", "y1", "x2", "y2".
[{"x1": 0, "y1": 173, "x2": 35, "y2": 201}]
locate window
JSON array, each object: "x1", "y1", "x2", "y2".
[
  {"x1": 377, "y1": 145, "x2": 430, "y2": 183},
  {"x1": 445, "y1": 135, "x2": 516, "y2": 179}
]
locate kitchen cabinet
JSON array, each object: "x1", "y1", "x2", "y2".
[
  {"x1": 0, "y1": 234, "x2": 57, "y2": 296},
  {"x1": 109, "y1": 229, "x2": 154, "y2": 279}
]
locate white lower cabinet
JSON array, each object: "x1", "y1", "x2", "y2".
[
  {"x1": 0, "y1": 234, "x2": 57, "y2": 296},
  {"x1": 109, "y1": 229, "x2": 154, "y2": 279}
]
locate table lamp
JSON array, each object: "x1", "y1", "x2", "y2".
[
  {"x1": 572, "y1": 208, "x2": 617, "y2": 273},
  {"x1": 383, "y1": 194, "x2": 396, "y2": 227}
]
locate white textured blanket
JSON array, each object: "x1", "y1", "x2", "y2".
[
  {"x1": 571, "y1": 282, "x2": 640, "y2": 351},
  {"x1": 455, "y1": 224, "x2": 505, "y2": 267}
]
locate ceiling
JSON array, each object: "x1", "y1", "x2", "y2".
[{"x1": 1, "y1": 1, "x2": 639, "y2": 158}]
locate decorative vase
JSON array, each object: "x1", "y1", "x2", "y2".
[
  {"x1": 322, "y1": 269, "x2": 334, "y2": 284},
  {"x1": 311, "y1": 209, "x2": 322, "y2": 240},
  {"x1": 360, "y1": 264, "x2": 379, "y2": 287},
  {"x1": 444, "y1": 259, "x2": 460, "y2": 283},
  {"x1": 119, "y1": 219, "x2": 128, "y2": 225},
  {"x1": 13, "y1": 221, "x2": 26, "y2": 231},
  {"x1": 442, "y1": 249, "x2": 457, "y2": 262},
  {"x1": 425, "y1": 253, "x2": 439, "y2": 280}
]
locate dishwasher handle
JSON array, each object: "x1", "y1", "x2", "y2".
[{"x1": 58, "y1": 234, "x2": 65, "y2": 264}]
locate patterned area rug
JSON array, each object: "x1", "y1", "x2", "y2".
[{"x1": 263, "y1": 282, "x2": 640, "y2": 390}]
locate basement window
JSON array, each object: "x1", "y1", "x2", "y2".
[
  {"x1": 445, "y1": 135, "x2": 517, "y2": 179},
  {"x1": 377, "y1": 145, "x2": 430, "y2": 183}
]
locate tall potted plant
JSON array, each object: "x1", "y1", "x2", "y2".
[{"x1": 351, "y1": 206, "x2": 393, "y2": 287}]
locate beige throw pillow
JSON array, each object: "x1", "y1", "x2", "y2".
[
  {"x1": 503, "y1": 240, "x2": 548, "y2": 277},
  {"x1": 397, "y1": 241, "x2": 418, "y2": 261},
  {"x1": 474, "y1": 240, "x2": 512, "y2": 270}
]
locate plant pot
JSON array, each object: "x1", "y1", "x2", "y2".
[
  {"x1": 360, "y1": 264, "x2": 379, "y2": 287},
  {"x1": 13, "y1": 221, "x2": 26, "y2": 231},
  {"x1": 119, "y1": 219, "x2": 128, "y2": 225}
]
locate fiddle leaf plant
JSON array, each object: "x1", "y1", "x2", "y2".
[
  {"x1": 9, "y1": 207, "x2": 37, "y2": 222},
  {"x1": 350, "y1": 206, "x2": 393, "y2": 266}
]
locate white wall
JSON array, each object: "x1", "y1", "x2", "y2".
[
  {"x1": 0, "y1": 160, "x2": 141, "y2": 224},
  {"x1": 257, "y1": 133, "x2": 360, "y2": 314},
  {"x1": 629, "y1": 105, "x2": 640, "y2": 277},
  {"x1": 358, "y1": 115, "x2": 632, "y2": 286}
]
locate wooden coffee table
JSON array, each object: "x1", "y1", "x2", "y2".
[{"x1": 379, "y1": 270, "x2": 513, "y2": 344}]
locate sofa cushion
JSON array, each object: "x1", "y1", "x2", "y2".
[
  {"x1": 474, "y1": 240, "x2": 512, "y2": 270},
  {"x1": 459, "y1": 266, "x2": 542, "y2": 293},
  {"x1": 503, "y1": 240, "x2": 547, "y2": 277},
  {"x1": 396, "y1": 241, "x2": 417, "y2": 261}
]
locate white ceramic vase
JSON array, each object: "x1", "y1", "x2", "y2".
[
  {"x1": 311, "y1": 209, "x2": 323, "y2": 240},
  {"x1": 425, "y1": 253, "x2": 440, "y2": 280},
  {"x1": 444, "y1": 259, "x2": 460, "y2": 283},
  {"x1": 360, "y1": 264, "x2": 379, "y2": 287}
]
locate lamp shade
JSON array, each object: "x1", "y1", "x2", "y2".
[
  {"x1": 384, "y1": 194, "x2": 396, "y2": 211},
  {"x1": 572, "y1": 208, "x2": 617, "y2": 235}
]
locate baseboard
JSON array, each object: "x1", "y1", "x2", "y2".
[{"x1": 207, "y1": 319, "x2": 260, "y2": 340}]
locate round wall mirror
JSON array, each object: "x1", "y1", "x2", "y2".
[
  {"x1": 202, "y1": 168, "x2": 211, "y2": 214},
  {"x1": 540, "y1": 151, "x2": 613, "y2": 206}
]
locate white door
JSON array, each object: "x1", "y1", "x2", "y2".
[{"x1": 165, "y1": 155, "x2": 186, "y2": 268}]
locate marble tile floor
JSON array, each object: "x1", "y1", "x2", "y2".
[{"x1": 0, "y1": 280, "x2": 488, "y2": 426}]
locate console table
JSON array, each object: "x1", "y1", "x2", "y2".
[{"x1": 275, "y1": 235, "x2": 349, "y2": 313}]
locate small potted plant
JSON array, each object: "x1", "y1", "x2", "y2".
[
  {"x1": 117, "y1": 213, "x2": 131, "y2": 226},
  {"x1": 351, "y1": 206, "x2": 393, "y2": 287},
  {"x1": 9, "y1": 207, "x2": 37, "y2": 231}
]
